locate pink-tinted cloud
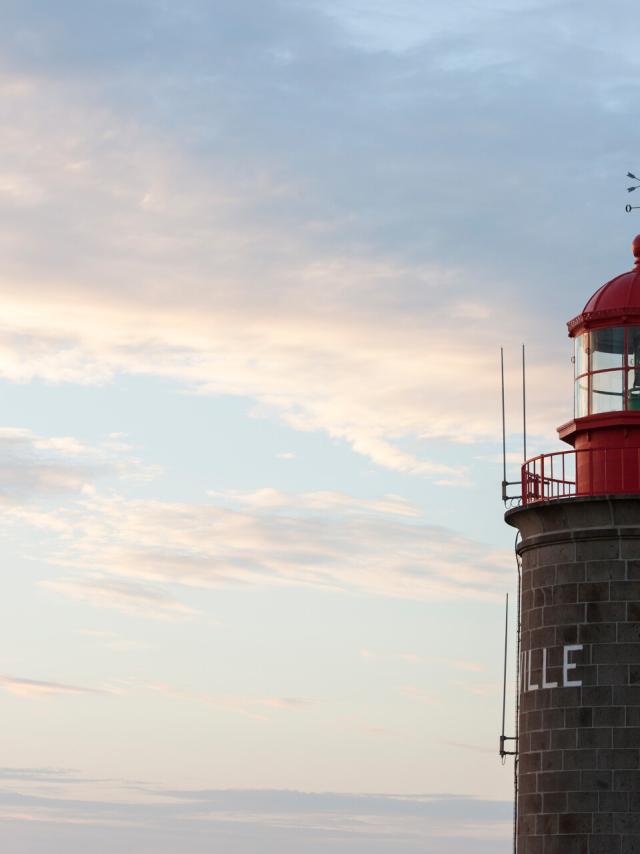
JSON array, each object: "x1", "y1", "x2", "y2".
[
  {"x1": 22, "y1": 487, "x2": 512, "y2": 615},
  {"x1": 0, "y1": 675, "x2": 103, "y2": 699},
  {"x1": 41, "y1": 575, "x2": 197, "y2": 621},
  {"x1": 0, "y1": 73, "x2": 567, "y2": 483}
]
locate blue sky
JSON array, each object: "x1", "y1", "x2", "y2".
[{"x1": 1, "y1": 0, "x2": 639, "y2": 850}]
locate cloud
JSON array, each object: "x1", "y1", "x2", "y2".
[
  {"x1": 0, "y1": 673, "x2": 315, "y2": 719},
  {"x1": 0, "y1": 261, "x2": 496, "y2": 478},
  {"x1": 209, "y1": 488, "x2": 422, "y2": 517},
  {"x1": 0, "y1": 0, "x2": 615, "y2": 476},
  {"x1": 258, "y1": 697, "x2": 317, "y2": 711},
  {"x1": 0, "y1": 675, "x2": 104, "y2": 699},
  {"x1": 0, "y1": 427, "x2": 509, "y2": 615},
  {"x1": 77, "y1": 630, "x2": 151, "y2": 653},
  {"x1": 361, "y1": 649, "x2": 421, "y2": 664},
  {"x1": 0, "y1": 427, "x2": 158, "y2": 508},
  {"x1": 0, "y1": 776, "x2": 511, "y2": 853},
  {"x1": 41, "y1": 575, "x2": 197, "y2": 621},
  {"x1": 0, "y1": 428, "x2": 100, "y2": 504},
  {"x1": 399, "y1": 685, "x2": 436, "y2": 704},
  {"x1": 314, "y1": 0, "x2": 554, "y2": 52},
  {"x1": 132, "y1": 681, "x2": 317, "y2": 721},
  {"x1": 21, "y1": 485, "x2": 511, "y2": 615},
  {"x1": 0, "y1": 768, "x2": 79, "y2": 782},
  {"x1": 361, "y1": 649, "x2": 484, "y2": 672}
]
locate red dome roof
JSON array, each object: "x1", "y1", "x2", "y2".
[{"x1": 568, "y1": 236, "x2": 640, "y2": 337}]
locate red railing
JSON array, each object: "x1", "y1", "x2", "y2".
[{"x1": 522, "y1": 447, "x2": 640, "y2": 505}]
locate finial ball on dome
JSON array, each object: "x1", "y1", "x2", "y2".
[{"x1": 633, "y1": 234, "x2": 640, "y2": 260}]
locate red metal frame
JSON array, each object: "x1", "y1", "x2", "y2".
[{"x1": 521, "y1": 447, "x2": 640, "y2": 505}]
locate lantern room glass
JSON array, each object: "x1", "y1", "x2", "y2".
[
  {"x1": 591, "y1": 327, "x2": 624, "y2": 371},
  {"x1": 591, "y1": 370, "x2": 624, "y2": 413},
  {"x1": 628, "y1": 328, "x2": 640, "y2": 409},
  {"x1": 574, "y1": 326, "x2": 640, "y2": 416},
  {"x1": 575, "y1": 376, "x2": 589, "y2": 417}
]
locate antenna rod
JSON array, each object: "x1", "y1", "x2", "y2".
[
  {"x1": 501, "y1": 592, "x2": 509, "y2": 750},
  {"x1": 522, "y1": 344, "x2": 527, "y2": 463},
  {"x1": 501, "y1": 348, "x2": 507, "y2": 499}
]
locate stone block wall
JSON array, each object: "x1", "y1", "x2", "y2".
[{"x1": 506, "y1": 496, "x2": 640, "y2": 854}]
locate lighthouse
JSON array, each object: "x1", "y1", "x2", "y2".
[{"x1": 506, "y1": 236, "x2": 640, "y2": 854}]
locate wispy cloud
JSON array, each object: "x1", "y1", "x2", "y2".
[
  {"x1": 120, "y1": 680, "x2": 317, "y2": 722},
  {"x1": 77, "y1": 630, "x2": 151, "y2": 653},
  {"x1": 0, "y1": 673, "x2": 316, "y2": 719},
  {"x1": 209, "y1": 488, "x2": 422, "y2": 517},
  {"x1": 258, "y1": 697, "x2": 317, "y2": 711},
  {"x1": 41, "y1": 575, "x2": 197, "y2": 621},
  {"x1": 361, "y1": 649, "x2": 421, "y2": 664},
  {"x1": 0, "y1": 0, "x2": 586, "y2": 479},
  {"x1": 0, "y1": 428, "x2": 100, "y2": 503},
  {"x1": 22, "y1": 486, "x2": 511, "y2": 614},
  {"x1": 0, "y1": 427, "x2": 158, "y2": 508},
  {"x1": 0, "y1": 427, "x2": 508, "y2": 616},
  {"x1": 361, "y1": 649, "x2": 484, "y2": 672},
  {"x1": 0, "y1": 675, "x2": 104, "y2": 699},
  {"x1": 0, "y1": 768, "x2": 86, "y2": 783},
  {"x1": 0, "y1": 773, "x2": 511, "y2": 853},
  {"x1": 399, "y1": 685, "x2": 437, "y2": 704}
]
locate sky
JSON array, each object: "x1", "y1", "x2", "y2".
[{"x1": 0, "y1": 0, "x2": 639, "y2": 851}]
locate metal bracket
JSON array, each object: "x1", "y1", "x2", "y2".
[
  {"x1": 502, "y1": 479, "x2": 521, "y2": 504},
  {"x1": 499, "y1": 735, "x2": 519, "y2": 758}
]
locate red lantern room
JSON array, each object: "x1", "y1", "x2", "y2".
[{"x1": 523, "y1": 236, "x2": 640, "y2": 502}]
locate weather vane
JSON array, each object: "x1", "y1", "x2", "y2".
[{"x1": 626, "y1": 172, "x2": 640, "y2": 212}]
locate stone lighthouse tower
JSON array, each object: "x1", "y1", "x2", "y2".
[{"x1": 506, "y1": 236, "x2": 640, "y2": 854}]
